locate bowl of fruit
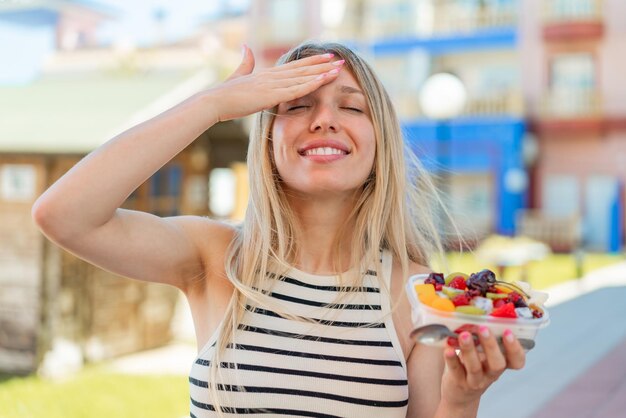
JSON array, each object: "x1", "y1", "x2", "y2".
[{"x1": 407, "y1": 269, "x2": 550, "y2": 349}]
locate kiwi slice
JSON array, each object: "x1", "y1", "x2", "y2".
[
  {"x1": 442, "y1": 286, "x2": 464, "y2": 298},
  {"x1": 445, "y1": 272, "x2": 469, "y2": 285},
  {"x1": 455, "y1": 306, "x2": 485, "y2": 315}
]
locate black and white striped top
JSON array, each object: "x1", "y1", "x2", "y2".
[{"x1": 189, "y1": 250, "x2": 409, "y2": 417}]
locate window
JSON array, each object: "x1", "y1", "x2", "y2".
[
  {"x1": 543, "y1": 175, "x2": 580, "y2": 217},
  {"x1": 0, "y1": 164, "x2": 36, "y2": 202},
  {"x1": 209, "y1": 168, "x2": 236, "y2": 218},
  {"x1": 550, "y1": 53, "x2": 595, "y2": 90},
  {"x1": 549, "y1": 52, "x2": 597, "y2": 115},
  {"x1": 267, "y1": 0, "x2": 306, "y2": 42},
  {"x1": 447, "y1": 173, "x2": 494, "y2": 238},
  {"x1": 149, "y1": 164, "x2": 182, "y2": 217}
]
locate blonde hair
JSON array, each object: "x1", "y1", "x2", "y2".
[{"x1": 207, "y1": 41, "x2": 449, "y2": 415}]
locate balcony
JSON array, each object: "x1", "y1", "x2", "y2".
[
  {"x1": 543, "y1": 0, "x2": 604, "y2": 41},
  {"x1": 366, "y1": 1, "x2": 518, "y2": 55},
  {"x1": 365, "y1": 0, "x2": 517, "y2": 40},
  {"x1": 394, "y1": 92, "x2": 523, "y2": 120},
  {"x1": 536, "y1": 89, "x2": 604, "y2": 135}
]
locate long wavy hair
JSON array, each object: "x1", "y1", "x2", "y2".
[{"x1": 207, "y1": 41, "x2": 449, "y2": 415}]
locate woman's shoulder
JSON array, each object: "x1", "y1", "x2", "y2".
[
  {"x1": 389, "y1": 254, "x2": 431, "y2": 280},
  {"x1": 171, "y1": 216, "x2": 240, "y2": 298},
  {"x1": 171, "y1": 216, "x2": 239, "y2": 269},
  {"x1": 170, "y1": 214, "x2": 238, "y2": 243}
]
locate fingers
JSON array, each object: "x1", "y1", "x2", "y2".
[
  {"x1": 263, "y1": 61, "x2": 344, "y2": 101},
  {"x1": 270, "y1": 60, "x2": 345, "y2": 85},
  {"x1": 477, "y1": 326, "x2": 507, "y2": 378},
  {"x1": 226, "y1": 44, "x2": 256, "y2": 81},
  {"x1": 443, "y1": 347, "x2": 466, "y2": 382},
  {"x1": 501, "y1": 329, "x2": 526, "y2": 369},
  {"x1": 268, "y1": 52, "x2": 337, "y2": 72},
  {"x1": 442, "y1": 327, "x2": 528, "y2": 404},
  {"x1": 457, "y1": 332, "x2": 485, "y2": 389}
]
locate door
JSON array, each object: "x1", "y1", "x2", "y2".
[{"x1": 585, "y1": 175, "x2": 619, "y2": 251}]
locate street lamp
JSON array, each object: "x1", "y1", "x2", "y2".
[
  {"x1": 418, "y1": 72, "x2": 467, "y2": 244},
  {"x1": 419, "y1": 73, "x2": 467, "y2": 120},
  {"x1": 418, "y1": 72, "x2": 467, "y2": 178}
]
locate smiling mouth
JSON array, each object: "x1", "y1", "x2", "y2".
[{"x1": 299, "y1": 147, "x2": 350, "y2": 156}]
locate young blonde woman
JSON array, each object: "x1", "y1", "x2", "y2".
[{"x1": 32, "y1": 42, "x2": 526, "y2": 418}]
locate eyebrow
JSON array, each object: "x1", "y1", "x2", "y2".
[
  {"x1": 283, "y1": 85, "x2": 365, "y2": 105},
  {"x1": 339, "y1": 85, "x2": 364, "y2": 95}
]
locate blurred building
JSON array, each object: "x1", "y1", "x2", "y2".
[
  {"x1": 248, "y1": 0, "x2": 625, "y2": 253},
  {"x1": 0, "y1": 2, "x2": 248, "y2": 373},
  {"x1": 523, "y1": 0, "x2": 625, "y2": 252},
  {"x1": 0, "y1": 0, "x2": 115, "y2": 85},
  {"x1": 249, "y1": 0, "x2": 525, "y2": 245}
]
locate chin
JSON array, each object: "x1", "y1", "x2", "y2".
[{"x1": 282, "y1": 181, "x2": 364, "y2": 198}]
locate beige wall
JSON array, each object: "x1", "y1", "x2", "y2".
[
  {"x1": 601, "y1": 0, "x2": 626, "y2": 115},
  {"x1": 534, "y1": 130, "x2": 626, "y2": 208},
  {"x1": 519, "y1": 0, "x2": 545, "y2": 118},
  {"x1": 0, "y1": 156, "x2": 47, "y2": 372}
]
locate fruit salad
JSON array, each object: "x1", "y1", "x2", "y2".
[
  {"x1": 407, "y1": 269, "x2": 550, "y2": 344},
  {"x1": 414, "y1": 269, "x2": 548, "y2": 320}
]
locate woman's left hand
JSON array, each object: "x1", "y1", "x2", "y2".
[{"x1": 440, "y1": 326, "x2": 526, "y2": 408}]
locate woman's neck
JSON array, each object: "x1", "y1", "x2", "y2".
[{"x1": 287, "y1": 192, "x2": 357, "y2": 275}]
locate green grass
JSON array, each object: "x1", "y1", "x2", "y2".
[
  {"x1": 435, "y1": 252, "x2": 625, "y2": 290},
  {"x1": 0, "y1": 367, "x2": 188, "y2": 418}
]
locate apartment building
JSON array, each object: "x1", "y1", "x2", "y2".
[
  {"x1": 249, "y1": 0, "x2": 525, "y2": 245},
  {"x1": 522, "y1": 0, "x2": 625, "y2": 252}
]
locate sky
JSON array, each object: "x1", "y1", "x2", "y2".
[{"x1": 94, "y1": 0, "x2": 248, "y2": 47}]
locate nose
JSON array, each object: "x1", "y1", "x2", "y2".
[{"x1": 309, "y1": 104, "x2": 339, "y2": 133}]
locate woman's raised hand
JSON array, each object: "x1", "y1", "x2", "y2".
[
  {"x1": 440, "y1": 327, "x2": 526, "y2": 409},
  {"x1": 206, "y1": 45, "x2": 344, "y2": 123}
]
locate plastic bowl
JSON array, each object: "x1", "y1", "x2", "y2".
[{"x1": 407, "y1": 273, "x2": 550, "y2": 343}]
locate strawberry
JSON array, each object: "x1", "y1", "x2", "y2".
[
  {"x1": 448, "y1": 277, "x2": 468, "y2": 290},
  {"x1": 490, "y1": 302, "x2": 517, "y2": 318},
  {"x1": 493, "y1": 298, "x2": 508, "y2": 309},
  {"x1": 452, "y1": 294, "x2": 471, "y2": 307}
]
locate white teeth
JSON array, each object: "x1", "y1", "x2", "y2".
[{"x1": 304, "y1": 147, "x2": 346, "y2": 156}]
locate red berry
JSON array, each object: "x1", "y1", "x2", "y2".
[
  {"x1": 490, "y1": 302, "x2": 517, "y2": 318},
  {"x1": 449, "y1": 277, "x2": 468, "y2": 290},
  {"x1": 452, "y1": 294, "x2": 471, "y2": 306},
  {"x1": 435, "y1": 283, "x2": 443, "y2": 291},
  {"x1": 425, "y1": 273, "x2": 445, "y2": 285},
  {"x1": 493, "y1": 299, "x2": 508, "y2": 309},
  {"x1": 507, "y1": 291, "x2": 528, "y2": 308},
  {"x1": 508, "y1": 292, "x2": 521, "y2": 303}
]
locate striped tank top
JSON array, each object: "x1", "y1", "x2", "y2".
[{"x1": 188, "y1": 250, "x2": 409, "y2": 417}]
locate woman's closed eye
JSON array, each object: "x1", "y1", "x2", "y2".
[
  {"x1": 287, "y1": 105, "x2": 310, "y2": 112},
  {"x1": 341, "y1": 106, "x2": 364, "y2": 113}
]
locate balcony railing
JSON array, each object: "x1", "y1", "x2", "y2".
[
  {"x1": 464, "y1": 93, "x2": 524, "y2": 117},
  {"x1": 393, "y1": 91, "x2": 523, "y2": 119},
  {"x1": 431, "y1": 2, "x2": 518, "y2": 34},
  {"x1": 543, "y1": 0, "x2": 603, "y2": 23},
  {"x1": 540, "y1": 89, "x2": 603, "y2": 118},
  {"x1": 363, "y1": 0, "x2": 518, "y2": 40}
]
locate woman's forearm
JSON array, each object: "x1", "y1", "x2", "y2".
[{"x1": 32, "y1": 90, "x2": 219, "y2": 241}]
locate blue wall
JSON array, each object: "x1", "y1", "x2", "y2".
[
  {"x1": 404, "y1": 117, "x2": 527, "y2": 236},
  {"x1": 371, "y1": 27, "x2": 517, "y2": 56}
]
